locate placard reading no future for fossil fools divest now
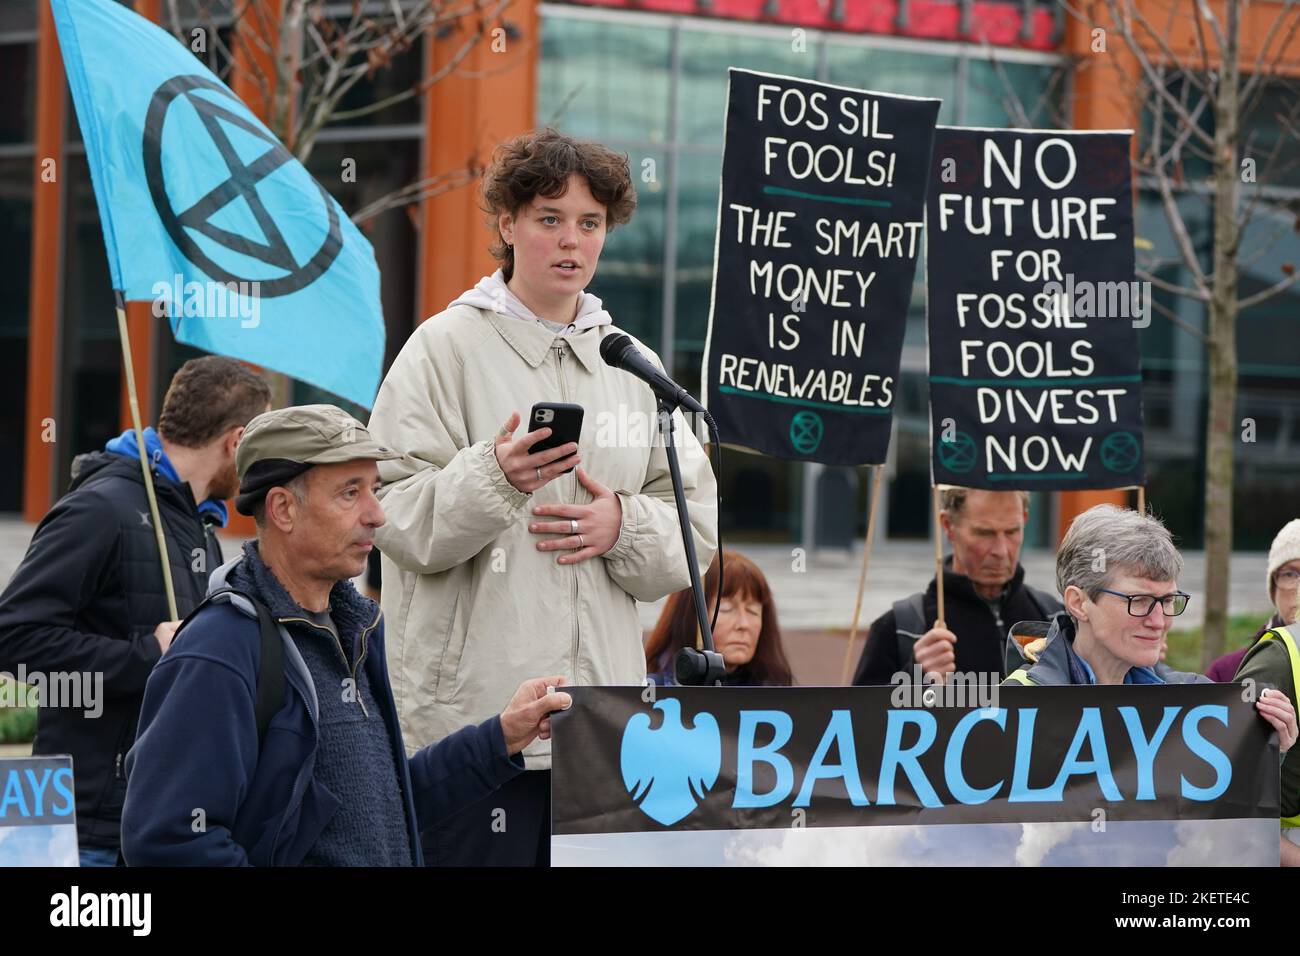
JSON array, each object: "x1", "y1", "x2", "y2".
[
  {"x1": 926, "y1": 128, "x2": 1146, "y2": 490},
  {"x1": 701, "y1": 69, "x2": 940, "y2": 466}
]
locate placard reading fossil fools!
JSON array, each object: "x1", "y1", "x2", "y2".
[
  {"x1": 701, "y1": 69, "x2": 940, "y2": 466},
  {"x1": 927, "y1": 128, "x2": 1146, "y2": 490}
]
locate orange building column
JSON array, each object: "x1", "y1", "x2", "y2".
[
  {"x1": 418, "y1": 0, "x2": 539, "y2": 320},
  {"x1": 23, "y1": 0, "x2": 68, "y2": 521}
]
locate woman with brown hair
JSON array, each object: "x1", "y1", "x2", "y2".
[
  {"x1": 646, "y1": 550, "x2": 793, "y2": 687},
  {"x1": 367, "y1": 127, "x2": 718, "y2": 866}
]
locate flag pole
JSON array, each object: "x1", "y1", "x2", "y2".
[
  {"x1": 839, "y1": 465, "x2": 885, "y2": 685},
  {"x1": 115, "y1": 290, "x2": 178, "y2": 620},
  {"x1": 932, "y1": 485, "x2": 946, "y2": 629}
]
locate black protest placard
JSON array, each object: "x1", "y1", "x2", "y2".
[
  {"x1": 927, "y1": 128, "x2": 1146, "y2": 490},
  {"x1": 701, "y1": 69, "x2": 939, "y2": 466},
  {"x1": 551, "y1": 685, "x2": 1275, "y2": 837}
]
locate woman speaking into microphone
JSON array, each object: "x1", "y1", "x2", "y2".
[{"x1": 367, "y1": 128, "x2": 719, "y2": 866}]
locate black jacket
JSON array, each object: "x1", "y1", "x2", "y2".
[
  {"x1": 0, "y1": 451, "x2": 222, "y2": 849},
  {"x1": 852, "y1": 560, "x2": 1062, "y2": 686}
]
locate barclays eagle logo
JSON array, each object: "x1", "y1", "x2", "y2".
[{"x1": 620, "y1": 698, "x2": 722, "y2": 825}]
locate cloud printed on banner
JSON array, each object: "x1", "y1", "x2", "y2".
[
  {"x1": 1014, "y1": 821, "x2": 1086, "y2": 867},
  {"x1": 722, "y1": 819, "x2": 1275, "y2": 867},
  {"x1": 1166, "y1": 818, "x2": 1276, "y2": 866},
  {"x1": 552, "y1": 819, "x2": 1277, "y2": 867},
  {"x1": 0, "y1": 824, "x2": 79, "y2": 866}
]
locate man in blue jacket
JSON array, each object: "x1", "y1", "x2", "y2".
[{"x1": 121, "y1": 405, "x2": 570, "y2": 866}]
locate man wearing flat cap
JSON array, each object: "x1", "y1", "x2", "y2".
[{"x1": 121, "y1": 405, "x2": 570, "y2": 866}]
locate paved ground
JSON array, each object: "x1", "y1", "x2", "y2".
[{"x1": 0, "y1": 516, "x2": 1273, "y2": 687}]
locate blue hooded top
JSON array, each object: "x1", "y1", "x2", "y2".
[{"x1": 105, "y1": 426, "x2": 229, "y2": 527}]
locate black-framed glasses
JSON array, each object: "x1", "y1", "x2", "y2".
[{"x1": 1094, "y1": 588, "x2": 1191, "y2": 617}]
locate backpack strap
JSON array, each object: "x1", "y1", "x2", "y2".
[
  {"x1": 178, "y1": 588, "x2": 285, "y2": 745},
  {"x1": 893, "y1": 592, "x2": 929, "y2": 669},
  {"x1": 247, "y1": 597, "x2": 284, "y2": 746}
]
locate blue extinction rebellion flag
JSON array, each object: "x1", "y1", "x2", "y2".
[{"x1": 50, "y1": 0, "x2": 385, "y2": 407}]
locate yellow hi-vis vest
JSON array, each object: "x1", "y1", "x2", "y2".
[{"x1": 1259, "y1": 625, "x2": 1300, "y2": 829}]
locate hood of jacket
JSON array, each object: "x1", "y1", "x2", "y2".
[
  {"x1": 450, "y1": 270, "x2": 612, "y2": 337},
  {"x1": 1006, "y1": 612, "x2": 1209, "y2": 685},
  {"x1": 87, "y1": 426, "x2": 229, "y2": 527}
]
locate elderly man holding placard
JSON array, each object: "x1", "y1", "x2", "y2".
[{"x1": 852, "y1": 487, "x2": 1062, "y2": 686}]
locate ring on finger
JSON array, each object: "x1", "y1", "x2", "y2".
[
  {"x1": 536, "y1": 467, "x2": 542, "y2": 482},
  {"x1": 570, "y1": 519, "x2": 578, "y2": 534},
  {"x1": 577, "y1": 534, "x2": 584, "y2": 549}
]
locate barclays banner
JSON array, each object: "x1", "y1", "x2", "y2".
[
  {"x1": 0, "y1": 757, "x2": 78, "y2": 866},
  {"x1": 550, "y1": 686, "x2": 1281, "y2": 866}
]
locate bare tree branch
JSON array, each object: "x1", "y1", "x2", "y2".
[
  {"x1": 977, "y1": 44, "x2": 1033, "y2": 127},
  {"x1": 1101, "y1": 0, "x2": 1217, "y2": 148},
  {"x1": 1144, "y1": 67, "x2": 1213, "y2": 296},
  {"x1": 1137, "y1": 264, "x2": 1211, "y2": 302},
  {"x1": 1235, "y1": 209, "x2": 1300, "y2": 273},
  {"x1": 1238, "y1": 97, "x2": 1300, "y2": 233},
  {"x1": 351, "y1": 168, "x2": 482, "y2": 225},
  {"x1": 1241, "y1": 0, "x2": 1300, "y2": 106},
  {"x1": 1139, "y1": 282, "x2": 1211, "y2": 343},
  {"x1": 1237, "y1": 269, "x2": 1300, "y2": 310},
  {"x1": 298, "y1": 0, "x2": 512, "y2": 145},
  {"x1": 1191, "y1": 0, "x2": 1225, "y2": 57}
]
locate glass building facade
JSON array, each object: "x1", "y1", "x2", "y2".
[{"x1": 1, "y1": 0, "x2": 1295, "y2": 550}]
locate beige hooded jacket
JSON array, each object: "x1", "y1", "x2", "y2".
[{"x1": 368, "y1": 283, "x2": 719, "y2": 768}]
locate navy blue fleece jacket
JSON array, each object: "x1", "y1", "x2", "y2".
[{"x1": 121, "y1": 547, "x2": 524, "y2": 866}]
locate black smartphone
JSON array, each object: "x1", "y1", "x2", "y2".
[{"x1": 529, "y1": 402, "x2": 584, "y2": 474}]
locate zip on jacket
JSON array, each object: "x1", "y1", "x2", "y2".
[{"x1": 553, "y1": 340, "x2": 582, "y2": 686}]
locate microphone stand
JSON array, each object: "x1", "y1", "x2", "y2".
[{"x1": 657, "y1": 398, "x2": 725, "y2": 687}]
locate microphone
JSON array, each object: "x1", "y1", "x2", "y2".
[{"x1": 599, "y1": 333, "x2": 709, "y2": 416}]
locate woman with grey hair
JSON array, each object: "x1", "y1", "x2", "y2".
[{"x1": 1003, "y1": 506, "x2": 1297, "y2": 759}]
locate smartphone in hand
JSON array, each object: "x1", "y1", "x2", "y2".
[{"x1": 530, "y1": 403, "x2": 584, "y2": 474}]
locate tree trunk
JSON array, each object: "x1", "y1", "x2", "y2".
[{"x1": 1200, "y1": 0, "x2": 1241, "y2": 669}]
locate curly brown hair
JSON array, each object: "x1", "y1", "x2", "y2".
[
  {"x1": 480, "y1": 127, "x2": 637, "y2": 280},
  {"x1": 157, "y1": 356, "x2": 271, "y2": 448}
]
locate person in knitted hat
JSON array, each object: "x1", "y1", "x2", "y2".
[
  {"x1": 1266, "y1": 518, "x2": 1300, "y2": 628},
  {"x1": 1206, "y1": 518, "x2": 1300, "y2": 682},
  {"x1": 1231, "y1": 517, "x2": 1300, "y2": 866}
]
